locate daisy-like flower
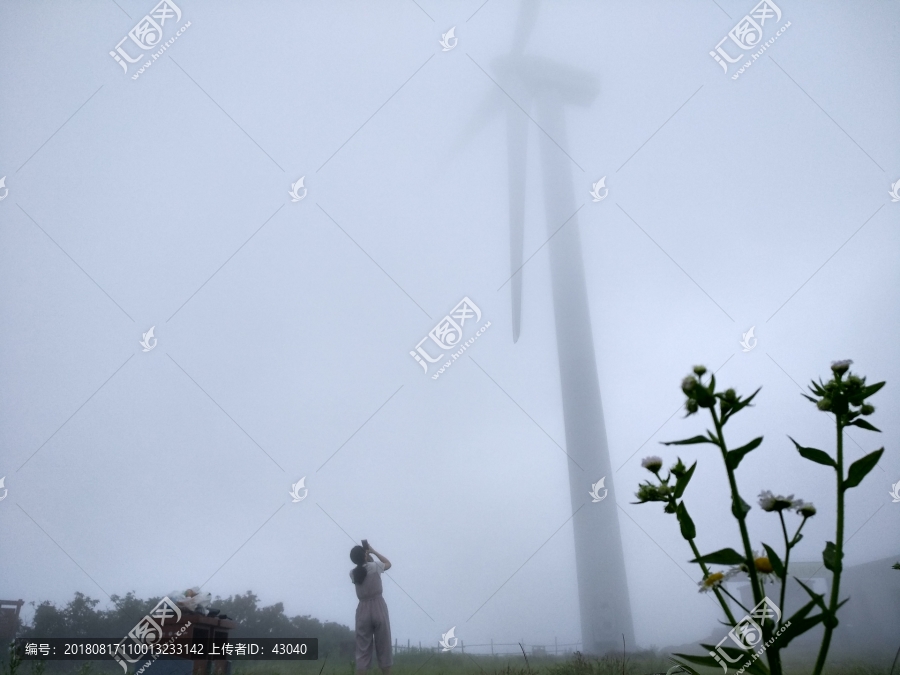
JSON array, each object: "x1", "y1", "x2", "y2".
[
  {"x1": 831, "y1": 359, "x2": 853, "y2": 375},
  {"x1": 698, "y1": 568, "x2": 739, "y2": 593},
  {"x1": 798, "y1": 502, "x2": 817, "y2": 518},
  {"x1": 758, "y1": 490, "x2": 801, "y2": 512},
  {"x1": 754, "y1": 556, "x2": 774, "y2": 575},
  {"x1": 742, "y1": 550, "x2": 777, "y2": 583},
  {"x1": 641, "y1": 456, "x2": 663, "y2": 473},
  {"x1": 698, "y1": 572, "x2": 725, "y2": 593}
]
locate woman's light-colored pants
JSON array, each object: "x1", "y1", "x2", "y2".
[{"x1": 355, "y1": 595, "x2": 392, "y2": 670}]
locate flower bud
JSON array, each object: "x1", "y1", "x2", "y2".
[
  {"x1": 686, "y1": 399, "x2": 698, "y2": 414},
  {"x1": 635, "y1": 483, "x2": 665, "y2": 503},
  {"x1": 682, "y1": 376, "x2": 698, "y2": 394},
  {"x1": 698, "y1": 390, "x2": 716, "y2": 408},
  {"x1": 641, "y1": 456, "x2": 663, "y2": 473},
  {"x1": 831, "y1": 360, "x2": 852, "y2": 376},
  {"x1": 693, "y1": 365, "x2": 707, "y2": 376},
  {"x1": 799, "y1": 503, "x2": 817, "y2": 518},
  {"x1": 861, "y1": 404, "x2": 875, "y2": 415},
  {"x1": 817, "y1": 398, "x2": 832, "y2": 411}
]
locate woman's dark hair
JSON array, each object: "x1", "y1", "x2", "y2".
[{"x1": 350, "y1": 546, "x2": 367, "y2": 585}]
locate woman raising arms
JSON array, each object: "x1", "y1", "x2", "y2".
[{"x1": 349, "y1": 542, "x2": 392, "y2": 675}]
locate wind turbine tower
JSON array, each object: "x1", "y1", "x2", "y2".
[{"x1": 492, "y1": 0, "x2": 635, "y2": 654}]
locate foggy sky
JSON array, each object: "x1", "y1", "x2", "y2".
[{"x1": 1, "y1": 0, "x2": 899, "y2": 654}]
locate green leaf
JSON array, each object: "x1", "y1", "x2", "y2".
[
  {"x1": 691, "y1": 548, "x2": 746, "y2": 566},
  {"x1": 762, "y1": 544, "x2": 784, "y2": 578},
  {"x1": 732, "y1": 494, "x2": 751, "y2": 519},
  {"x1": 726, "y1": 436, "x2": 763, "y2": 470},
  {"x1": 674, "y1": 461, "x2": 697, "y2": 499},
  {"x1": 665, "y1": 661, "x2": 698, "y2": 675},
  {"x1": 844, "y1": 448, "x2": 884, "y2": 489},
  {"x1": 795, "y1": 578, "x2": 827, "y2": 612},
  {"x1": 663, "y1": 435, "x2": 715, "y2": 446},
  {"x1": 850, "y1": 418, "x2": 881, "y2": 432},
  {"x1": 781, "y1": 600, "x2": 820, "y2": 646},
  {"x1": 809, "y1": 381, "x2": 826, "y2": 396},
  {"x1": 860, "y1": 381, "x2": 885, "y2": 398},
  {"x1": 801, "y1": 393, "x2": 817, "y2": 403},
  {"x1": 823, "y1": 541, "x2": 842, "y2": 573},
  {"x1": 727, "y1": 387, "x2": 762, "y2": 417},
  {"x1": 672, "y1": 653, "x2": 724, "y2": 671},
  {"x1": 785, "y1": 594, "x2": 818, "y2": 623},
  {"x1": 778, "y1": 612, "x2": 825, "y2": 649},
  {"x1": 788, "y1": 436, "x2": 836, "y2": 467},
  {"x1": 676, "y1": 502, "x2": 696, "y2": 540}
]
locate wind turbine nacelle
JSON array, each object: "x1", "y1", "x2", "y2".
[{"x1": 491, "y1": 54, "x2": 600, "y2": 106}]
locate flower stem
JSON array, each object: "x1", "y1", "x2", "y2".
[
  {"x1": 711, "y1": 407, "x2": 782, "y2": 675},
  {"x1": 711, "y1": 409, "x2": 764, "y2": 605},
  {"x1": 717, "y1": 585, "x2": 751, "y2": 616},
  {"x1": 778, "y1": 511, "x2": 790, "y2": 621},
  {"x1": 685, "y1": 534, "x2": 739, "y2": 626},
  {"x1": 812, "y1": 419, "x2": 845, "y2": 675}
]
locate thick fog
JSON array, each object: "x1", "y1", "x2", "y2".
[{"x1": 1, "y1": 0, "x2": 899, "y2": 660}]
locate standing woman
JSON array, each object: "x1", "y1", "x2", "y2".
[{"x1": 349, "y1": 542, "x2": 393, "y2": 675}]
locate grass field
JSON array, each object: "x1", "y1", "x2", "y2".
[
  {"x1": 6, "y1": 648, "x2": 898, "y2": 675},
  {"x1": 230, "y1": 649, "x2": 899, "y2": 675}
]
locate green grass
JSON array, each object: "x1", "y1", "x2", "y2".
[
  {"x1": 5, "y1": 649, "x2": 897, "y2": 675},
  {"x1": 232, "y1": 650, "x2": 672, "y2": 675},
  {"x1": 232, "y1": 650, "x2": 899, "y2": 675}
]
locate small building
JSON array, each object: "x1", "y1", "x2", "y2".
[
  {"x1": 0, "y1": 600, "x2": 25, "y2": 643},
  {"x1": 731, "y1": 555, "x2": 900, "y2": 661},
  {"x1": 141, "y1": 608, "x2": 239, "y2": 675}
]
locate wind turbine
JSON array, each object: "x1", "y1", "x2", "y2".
[{"x1": 462, "y1": 0, "x2": 634, "y2": 654}]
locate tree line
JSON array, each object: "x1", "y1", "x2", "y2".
[{"x1": 15, "y1": 591, "x2": 355, "y2": 658}]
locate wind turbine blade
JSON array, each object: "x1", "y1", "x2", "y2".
[
  {"x1": 451, "y1": 0, "x2": 544, "y2": 343},
  {"x1": 507, "y1": 105, "x2": 527, "y2": 343},
  {"x1": 505, "y1": 0, "x2": 539, "y2": 344},
  {"x1": 446, "y1": 87, "x2": 506, "y2": 164},
  {"x1": 510, "y1": 0, "x2": 541, "y2": 54},
  {"x1": 452, "y1": 0, "x2": 539, "y2": 160}
]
